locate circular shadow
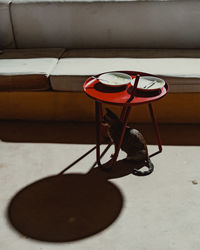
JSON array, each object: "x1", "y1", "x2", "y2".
[{"x1": 8, "y1": 174, "x2": 123, "y2": 242}]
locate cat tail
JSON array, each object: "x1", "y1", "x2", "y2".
[{"x1": 132, "y1": 158, "x2": 154, "y2": 176}]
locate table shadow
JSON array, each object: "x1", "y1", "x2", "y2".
[
  {"x1": 94, "y1": 82, "x2": 127, "y2": 93},
  {"x1": 7, "y1": 172, "x2": 123, "y2": 243},
  {"x1": 7, "y1": 143, "x2": 155, "y2": 243}
]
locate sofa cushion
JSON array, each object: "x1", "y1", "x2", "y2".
[
  {"x1": 0, "y1": 0, "x2": 15, "y2": 48},
  {"x1": 0, "y1": 48, "x2": 65, "y2": 91},
  {"x1": 11, "y1": 0, "x2": 200, "y2": 49},
  {"x1": 50, "y1": 49, "x2": 200, "y2": 92}
]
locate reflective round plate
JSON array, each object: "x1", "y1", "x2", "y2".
[
  {"x1": 98, "y1": 72, "x2": 132, "y2": 87},
  {"x1": 136, "y1": 76, "x2": 165, "y2": 91}
]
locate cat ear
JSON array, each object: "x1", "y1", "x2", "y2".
[{"x1": 105, "y1": 108, "x2": 119, "y2": 120}]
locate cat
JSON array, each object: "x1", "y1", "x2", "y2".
[{"x1": 103, "y1": 108, "x2": 154, "y2": 176}]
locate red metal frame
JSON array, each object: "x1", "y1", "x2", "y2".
[{"x1": 84, "y1": 71, "x2": 168, "y2": 170}]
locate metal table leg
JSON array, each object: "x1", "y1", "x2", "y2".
[
  {"x1": 95, "y1": 101, "x2": 131, "y2": 170},
  {"x1": 95, "y1": 101, "x2": 106, "y2": 168},
  {"x1": 148, "y1": 103, "x2": 162, "y2": 157}
]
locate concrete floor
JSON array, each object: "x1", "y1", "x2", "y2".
[{"x1": 0, "y1": 121, "x2": 200, "y2": 250}]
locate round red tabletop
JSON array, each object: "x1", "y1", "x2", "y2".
[{"x1": 83, "y1": 71, "x2": 168, "y2": 105}]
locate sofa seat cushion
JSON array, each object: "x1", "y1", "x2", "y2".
[
  {"x1": 50, "y1": 49, "x2": 200, "y2": 93},
  {"x1": 0, "y1": 48, "x2": 65, "y2": 91}
]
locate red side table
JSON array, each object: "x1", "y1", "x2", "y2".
[{"x1": 83, "y1": 71, "x2": 168, "y2": 170}]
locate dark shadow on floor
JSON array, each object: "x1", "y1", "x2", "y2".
[
  {"x1": 0, "y1": 121, "x2": 97, "y2": 144},
  {"x1": 88, "y1": 159, "x2": 150, "y2": 180},
  {"x1": 7, "y1": 141, "x2": 158, "y2": 243},
  {"x1": 0, "y1": 120, "x2": 200, "y2": 145},
  {"x1": 7, "y1": 172, "x2": 123, "y2": 242}
]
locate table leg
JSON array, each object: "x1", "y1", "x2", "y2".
[
  {"x1": 95, "y1": 101, "x2": 131, "y2": 170},
  {"x1": 95, "y1": 101, "x2": 103, "y2": 167},
  {"x1": 111, "y1": 105, "x2": 131, "y2": 167},
  {"x1": 95, "y1": 101, "x2": 113, "y2": 169},
  {"x1": 148, "y1": 103, "x2": 162, "y2": 156}
]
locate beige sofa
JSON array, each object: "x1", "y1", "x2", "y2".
[{"x1": 1, "y1": 0, "x2": 200, "y2": 123}]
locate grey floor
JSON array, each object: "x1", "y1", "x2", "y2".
[{"x1": 0, "y1": 121, "x2": 200, "y2": 250}]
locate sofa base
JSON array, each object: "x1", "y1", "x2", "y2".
[{"x1": 0, "y1": 91, "x2": 199, "y2": 123}]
